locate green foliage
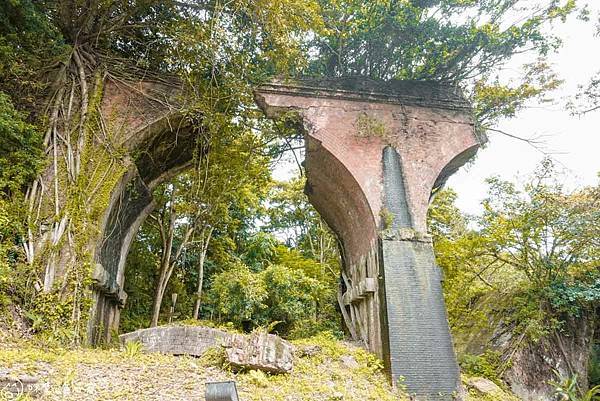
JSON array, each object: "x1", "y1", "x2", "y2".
[
  {"x1": 310, "y1": 0, "x2": 576, "y2": 125},
  {"x1": 23, "y1": 293, "x2": 82, "y2": 345},
  {"x1": 206, "y1": 252, "x2": 331, "y2": 337},
  {"x1": 262, "y1": 178, "x2": 342, "y2": 336},
  {"x1": 380, "y1": 208, "x2": 395, "y2": 230},
  {"x1": 477, "y1": 160, "x2": 600, "y2": 322},
  {"x1": 0, "y1": 92, "x2": 44, "y2": 195},
  {"x1": 459, "y1": 351, "x2": 506, "y2": 386},
  {"x1": 122, "y1": 341, "x2": 143, "y2": 358},
  {"x1": 273, "y1": 246, "x2": 342, "y2": 338},
  {"x1": 0, "y1": 92, "x2": 45, "y2": 318},
  {"x1": 260, "y1": 264, "x2": 321, "y2": 334},
  {"x1": 242, "y1": 232, "x2": 279, "y2": 272},
  {"x1": 117, "y1": 174, "x2": 345, "y2": 338},
  {"x1": 207, "y1": 261, "x2": 268, "y2": 328},
  {"x1": 0, "y1": 0, "x2": 66, "y2": 108},
  {"x1": 120, "y1": 236, "x2": 158, "y2": 332},
  {"x1": 550, "y1": 372, "x2": 600, "y2": 401},
  {"x1": 355, "y1": 113, "x2": 388, "y2": 140},
  {"x1": 264, "y1": 177, "x2": 340, "y2": 285},
  {"x1": 0, "y1": 0, "x2": 321, "y2": 339},
  {"x1": 547, "y1": 277, "x2": 600, "y2": 317},
  {"x1": 430, "y1": 160, "x2": 600, "y2": 348},
  {"x1": 121, "y1": 127, "x2": 274, "y2": 329}
]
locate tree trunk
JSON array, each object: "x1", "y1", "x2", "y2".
[
  {"x1": 149, "y1": 190, "x2": 199, "y2": 327},
  {"x1": 150, "y1": 189, "x2": 176, "y2": 327},
  {"x1": 150, "y1": 269, "x2": 166, "y2": 327},
  {"x1": 192, "y1": 250, "x2": 205, "y2": 320},
  {"x1": 193, "y1": 227, "x2": 213, "y2": 320}
]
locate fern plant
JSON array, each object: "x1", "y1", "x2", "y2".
[{"x1": 550, "y1": 371, "x2": 600, "y2": 401}]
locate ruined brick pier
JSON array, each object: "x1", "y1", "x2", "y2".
[{"x1": 256, "y1": 78, "x2": 484, "y2": 400}]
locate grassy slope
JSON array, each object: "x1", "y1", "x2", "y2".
[
  {"x1": 0, "y1": 333, "x2": 405, "y2": 401},
  {"x1": 0, "y1": 332, "x2": 521, "y2": 401}
]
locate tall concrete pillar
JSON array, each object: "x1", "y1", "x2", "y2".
[{"x1": 255, "y1": 78, "x2": 485, "y2": 399}]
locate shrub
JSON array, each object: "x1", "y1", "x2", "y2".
[
  {"x1": 207, "y1": 261, "x2": 268, "y2": 329},
  {"x1": 459, "y1": 350, "x2": 505, "y2": 385}
]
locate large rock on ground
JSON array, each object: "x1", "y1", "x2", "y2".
[
  {"x1": 223, "y1": 332, "x2": 294, "y2": 374},
  {"x1": 120, "y1": 325, "x2": 294, "y2": 373}
]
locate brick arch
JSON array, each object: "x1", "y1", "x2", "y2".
[
  {"x1": 86, "y1": 77, "x2": 203, "y2": 343},
  {"x1": 430, "y1": 143, "x2": 481, "y2": 199},
  {"x1": 304, "y1": 136, "x2": 377, "y2": 266},
  {"x1": 255, "y1": 78, "x2": 484, "y2": 400},
  {"x1": 89, "y1": 122, "x2": 201, "y2": 343}
]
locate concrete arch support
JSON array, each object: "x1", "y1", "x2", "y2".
[{"x1": 255, "y1": 77, "x2": 484, "y2": 400}]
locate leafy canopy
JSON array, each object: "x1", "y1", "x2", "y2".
[
  {"x1": 429, "y1": 160, "x2": 600, "y2": 344},
  {"x1": 310, "y1": 0, "x2": 575, "y2": 125}
]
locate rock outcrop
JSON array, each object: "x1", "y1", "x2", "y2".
[{"x1": 497, "y1": 317, "x2": 594, "y2": 401}]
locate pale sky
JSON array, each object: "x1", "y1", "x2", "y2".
[
  {"x1": 273, "y1": 2, "x2": 600, "y2": 215},
  {"x1": 449, "y1": 2, "x2": 600, "y2": 214}
]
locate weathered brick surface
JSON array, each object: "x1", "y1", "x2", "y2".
[
  {"x1": 256, "y1": 78, "x2": 483, "y2": 400},
  {"x1": 120, "y1": 326, "x2": 230, "y2": 356},
  {"x1": 255, "y1": 79, "x2": 480, "y2": 233}
]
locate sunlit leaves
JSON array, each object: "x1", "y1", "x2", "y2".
[
  {"x1": 206, "y1": 256, "x2": 325, "y2": 335},
  {"x1": 429, "y1": 160, "x2": 600, "y2": 342},
  {"x1": 0, "y1": 93, "x2": 44, "y2": 196}
]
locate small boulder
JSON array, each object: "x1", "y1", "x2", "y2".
[
  {"x1": 120, "y1": 325, "x2": 294, "y2": 374},
  {"x1": 296, "y1": 345, "x2": 322, "y2": 358},
  {"x1": 119, "y1": 325, "x2": 229, "y2": 356},
  {"x1": 466, "y1": 377, "x2": 502, "y2": 394},
  {"x1": 340, "y1": 355, "x2": 359, "y2": 369}
]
